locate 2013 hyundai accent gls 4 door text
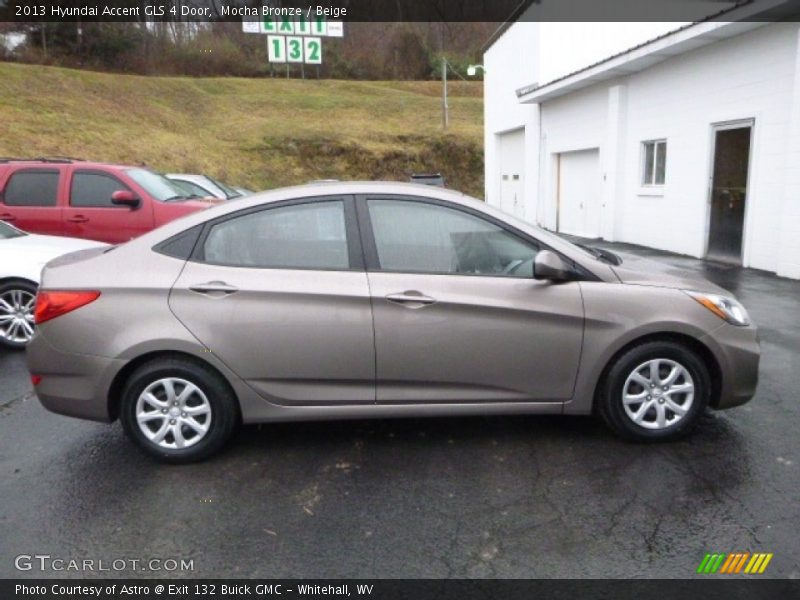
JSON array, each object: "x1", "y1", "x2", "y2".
[{"x1": 26, "y1": 182, "x2": 760, "y2": 463}]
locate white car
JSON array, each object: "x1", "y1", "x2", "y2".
[
  {"x1": 165, "y1": 173, "x2": 250, "y2": 200},
  {"x1": 0, "y1": 221, "x2": 108, "y2": 348}
]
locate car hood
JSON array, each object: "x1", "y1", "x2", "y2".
[
  {"x1": 610, "y1": 252, "x2": 731, "y2": 296},
  {"x1": 179, "y1": 198, "x2": 223, "y2": 208},
  {"x1": 6, "y1": 233, "x2": 107, "y2": 260}
]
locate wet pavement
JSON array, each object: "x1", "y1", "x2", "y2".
[{"x1": 0, "y1": 242, "x2": 798, "y2": 579}]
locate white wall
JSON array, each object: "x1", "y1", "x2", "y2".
[
  {"x1": 535, "y1": 22, "x2": 800, "y2": 276},
  {"x1": 483, "y1": 21, "x2": 540, "y2": 208},
  {"x1": 484, "y1": 19, "x2": 688, "y2": 214},
  {"x1": 539, "y1": 84, "x2": 609, "y2": 231},
  {"x1": 537, "y1": 22, "x2": 689, "y2": 84}
]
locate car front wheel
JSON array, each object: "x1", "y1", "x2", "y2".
[
  {"x1": 120, "y1": 357, "x2": 239, "y2": 463},
  {"x1": 0, "y1": 279, "x2": 37, "y2": 349},
  {"x1": 598, "y1": 340, "x2": 711, "y2": 441}
]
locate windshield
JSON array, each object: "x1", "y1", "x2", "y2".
[
  {"x1": 170, "y1": 179, "x2": 209, "y2": 198},
  {"x1": 0, "y1": 220, "x2": 26, "y2": 240},
  {"x1": 126, "y1": 168, "x2": 188, "y2": 202},
  {"x1": 207, "y1": 176, "x2": 242, "y2": 199}
]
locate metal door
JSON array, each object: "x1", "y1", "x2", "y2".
[
  {"x1": 707, "y1": 123, "x2": 752, "y2": 264},
  {"x1": 557, "y1": 149, "x2": 601, "y2": 238},
  {"x1": 498, "y1": 129, "x2": 525, "y2": 218}
]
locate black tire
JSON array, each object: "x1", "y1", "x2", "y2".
[
  {"x1": 120, "y1": 357, "x2": 239, "y2": 463},
  {"x1": 0, "y1": 279, "x2": 38, "y2": 350},
  {"x1": 597, "y1": 340, "x2": 711, "y2": 441}
]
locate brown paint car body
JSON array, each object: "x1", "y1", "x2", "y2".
[{"x1": 26, "y1": 182, "x2": 759, "y2": 459}]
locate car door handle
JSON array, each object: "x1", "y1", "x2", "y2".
[
  {"x1": 189, "y1": 281, "x2": 239, "y2": 295},
  {"x1": 0, "y1": 213, "x2": 16, "y2": 221},
  {"x1": 67, "y1": 215, "x2": 89, "y2": 223},
  {"x1": 385, "y1": 291, "x2": 437, "y2": 308}
]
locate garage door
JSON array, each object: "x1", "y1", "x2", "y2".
[
  {"x1": 498, "y1": 129, "x2": 525, "y2": 219},
  {"x1": 558, "y1": 149, "x2": 601, "y2": 238}
]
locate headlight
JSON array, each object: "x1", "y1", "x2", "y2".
[{"x1": 683, "y1": 291, "x2": 751, "y2": 326}]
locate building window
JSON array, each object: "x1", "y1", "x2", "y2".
[{"x1": 642, "y1": 140, "x2": 667, "y2": 186}]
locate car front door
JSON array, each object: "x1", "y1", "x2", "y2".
[
  {"x1": 169, "y1": 196, "x2": 376, "y2": 405},
  {"x1": 63, "y1": 169, "x2": 154, "y2": 243},
  {"x1": 359, "y1": 195, "x2": 584, "y2": 404}
]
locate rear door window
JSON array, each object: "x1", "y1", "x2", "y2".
[
  {"x1": 201, "y1": 200, "x2": 350, "y2": 270},
  {"x1": 3, "y1": 170, "x2": 60, "y2": 206},
  {"x1": 70, "y1": 171, "x2": 130, "y2": 207}
]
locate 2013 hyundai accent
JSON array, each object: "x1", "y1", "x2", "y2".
[{"x1": 27, "y1": 182, "x2": 760, "y2": 462}]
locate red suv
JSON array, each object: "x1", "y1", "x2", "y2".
[{"x1": 0, "y1": 158, "x2": 215, "y2": 243}]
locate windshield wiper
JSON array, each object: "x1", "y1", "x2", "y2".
[{"x1": 163, "y1": 195, "x2": 187, "y2": 202}]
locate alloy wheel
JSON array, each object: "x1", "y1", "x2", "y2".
[
  {"x1": 622, "y1": 359, "x2": 695, "y2": 430},
  {"x1": 135, "y1": 378, "x2": 212, "y2": 449},
  {"x1": 0, "y1": 289, "x2": 36, "y2": 344}
]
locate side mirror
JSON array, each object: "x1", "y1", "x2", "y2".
[
  {"x1": 111, "y1": 190, "x2": 140, "y2": 209},
  {"x1": 534, "y1": 250, "x2": 572, "y2": 281}
]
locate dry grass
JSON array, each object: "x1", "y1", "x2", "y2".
[{"x1": 0, "y1": 62, "x2": 485, "y2": 196}]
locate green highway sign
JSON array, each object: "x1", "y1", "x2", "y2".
[
  {"x1": 266, "y1": 34, "x2": 322, "y2": 64},
  {"x1": 243, "y1": 18, "x2": 343, "y2": 64}
]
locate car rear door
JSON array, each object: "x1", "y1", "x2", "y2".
[
  {"x1": 358, "y1": 195, "x2": 585, "y2": 404},
  {"x1": 0, "y1": 167, "x2": 64, "y2": 235},
  {"x1": 63, "y1": 168, "x2": 154, "y2": 243},
  {"x1": 169, "y1": 195, "x2": 376, "y2": 405}
]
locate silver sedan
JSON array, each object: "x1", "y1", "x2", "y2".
[{"x1": 27, "y1": 182, "x2": 760, "y2": 462}]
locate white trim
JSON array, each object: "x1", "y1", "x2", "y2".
[
  {"x1": 636, "y1": 188, "x2": 665, "y2": 198},
  {"x1": 517, "y1": 10, "x2": 777, "y2": 104}
]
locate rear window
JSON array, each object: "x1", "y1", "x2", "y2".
[{"x1": 3, "y1": 170, "x2": 59, "y2": 207}]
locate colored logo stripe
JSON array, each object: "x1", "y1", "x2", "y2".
[
  {"x1": 745, "y1": 553, "x2": 773, "y2": 574},
  {"x1": 697, "y1": 553, "x2": 726, "y2": 573},
  {"x1": 697, "y1": 552, "x2": 773, "y2": 574}
]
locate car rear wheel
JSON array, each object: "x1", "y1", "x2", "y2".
[
  {"x1": 0, "y1": 279, "x2": 37, "y2": 349},
  {"x1": 120, "y1": 357, "x2": 239, "y2": 463},
  {"x1": 598, "y1": 340, "x2": 711, "y2": 441}
]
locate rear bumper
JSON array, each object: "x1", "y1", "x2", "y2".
[
  {"x1": 701, "y1": 322, "x2": 760, "y2": 409},
  {"x1": 26, "y1": 333, "x2": 125, "y2": 423}
]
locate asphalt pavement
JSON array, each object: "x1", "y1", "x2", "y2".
[{"x1": 1, "y1": 242, "x2": 798, "y2": 579}]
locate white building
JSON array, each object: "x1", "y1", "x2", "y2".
[{"x1": 483, "y1": 1, "x2": 800, "y2": 279}]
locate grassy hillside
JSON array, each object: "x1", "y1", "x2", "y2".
[{"x1": 0, "y1": 63, "x2": 484, "y2": 197}]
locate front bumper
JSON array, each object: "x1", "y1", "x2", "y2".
[
  {"x1": 701, "y1": 322, "x2": 760, "y2": 409},
  {"x1": 26, "y1": 332, "x2": 126, "y2": 423}
]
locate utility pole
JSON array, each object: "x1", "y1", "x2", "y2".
[
  {"x1": 442, "y1": 57, "x2": 448, "y2": 130},
  {"x1": 41, "y1": 24, "x2": 48, "y2": 59}
]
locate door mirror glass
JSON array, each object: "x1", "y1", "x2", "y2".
[
  {"x1": 533, "y1": 250, "x2": 572, "y2": 281},
  {"x1": 111, "y1": 190, "x2": 140, "y2": 208}
]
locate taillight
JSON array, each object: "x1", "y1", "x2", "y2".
[{"x1": 34, "y1": 290, "x2": 101, "y2": 324}]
